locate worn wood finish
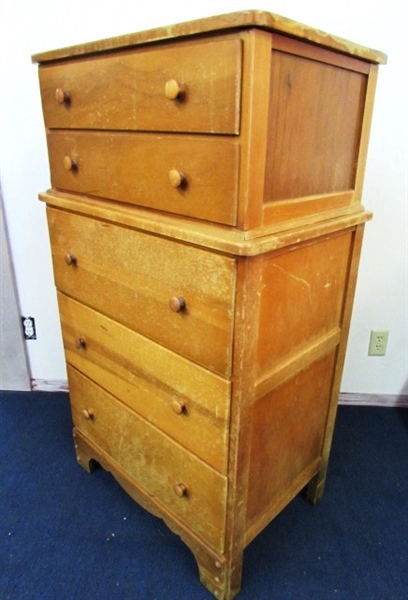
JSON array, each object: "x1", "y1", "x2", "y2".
[
  {"x1": 58, "y1": 292, "x2": 231, "y2": 472},
  {"x1": 218, "y1": 255, "x2": 264, "y2": 599},
  {"x1": 307, "y1": 224, "x2": 367, "y2": 504},
  {"x1": 246, "y1": 351, "x2": 337, "y2": 541},
  {"x1": 47, "y1": 131, "x2": 240, "y2": 225},
  {"x1": 68, "y1": 366, "x2": 228, "y2": 552},
  {"x1": 40, "y1": 189, "x2": 371, "y2": 255},
  {"x1": 31, "y1": 10, "x2": 386, "y2": 65},
  {"x1": 34, "y1": 11, "x2": 385, "y2": 600},
  {"x1": 264, "y1": 48, "x2": 367, "y2": 201},
  {"x1": 257, "y1": 231, "x2": 353, "y2": 377},
  {"x1": 73, "y1": 428, "x2": 231, "y2": 588},
  {"x1": 236, "y1": 29, "x2": 272, "y2": 230},
  {"x1": 47, "y1": 207, "x2": 236, "y2": 376},
  {"x1": 40, "y1": 28, "x2": 378, "y2": 233},
  {"x1": 39, "y1": 37, "x2": 242, "y2": 134}
]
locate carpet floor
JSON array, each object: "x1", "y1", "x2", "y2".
[{"x1": 1, "y1": 391, "x2": 407, "y2": 599}]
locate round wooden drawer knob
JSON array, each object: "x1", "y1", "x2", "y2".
[
  {"x1": 55, "y1": 88, "x2": 70, "y2": 105},
  {"x1": 75, "y1": 337, "x2": 86, "y2": 350},
  {"x1": 174, "y1": 483, "x2": 187, "y2": 498},
  {"x1": 169, "y1": 296, "x2": 186, "y2": 313},
  {"x1": 64, "y1": 253, "x2": 77, "y2": 266},
  {"x1": 171, "y1": 399, "x2": 186, "y2": 415},
  {"x1": 63, "y1": 156, "x2": 77, "y2": 171},
  {"x1": 169, "y1": 169, "x2": 186, "y2": 189},
  {"x1": 164, "y1": 79, "x2": 185, "y2": 100},
  {"x1": 82, "y1": 408, "x2": 94, "y2": 420}
]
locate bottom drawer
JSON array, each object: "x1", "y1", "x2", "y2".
[{"x1": 68, "y1": 365, "x2": 227, "y2": 552}]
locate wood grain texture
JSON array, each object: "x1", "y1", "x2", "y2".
[
  {"x1": 246, "y1": 351, "x2": 337, "y2": 540},
  {"x1": 257, "y1": 231, "x2": 353, "y2": 376},
  {"x1": 47, "y1": 131, "x2": 239, "y2": 225},
  {"x1": 73, "y1": 428, "x2": 231, "y2": 598},
  {"x1": 40, "y1": 190, "x2": 372, "y2": 256},
  {"x1": 69, "y1": 366, "x2": 228, "y2": 552},
  {"x1": 34, "y1": 12, "x2": 385, "y2": 600},
  {"x1": 32, "y1": 10, "x2": 387, "y2": 65},
  {"x1": 264, "y1": 50, "x2": 367, "y2": 201},
  {"x1": 307, "y1": 225, "x2": 366, "y2": 504},
  {"x1": 58, "y1": 292, "x2": 231, "y2": 472},
  {"x1": 39, "y1": 37, "x2": 242, "y2": 134},
  {"x1": 236, "y1": 29, "x2": 271, "y2": 230},
  {"x1": 47, "y1": 207, "x2": 237, "y2": 376},
  {"x1": 220, "y1": 255, "x2": 265, "y2": 599}
]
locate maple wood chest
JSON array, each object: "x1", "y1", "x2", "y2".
[{"x1": 33, "y1": 10, "x2": 386, "y2": 599}]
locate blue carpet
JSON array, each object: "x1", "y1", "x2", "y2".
[{"x1": 1, "y1": 391, "x2": 407, "y2": 599}]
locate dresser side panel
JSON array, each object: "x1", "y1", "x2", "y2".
[
  {"x1": 256, "y1": 230, "x2": 353, "y2": 377},
  {"x1": 245, "y1": 351, "x2": 336, "y2": 537}
]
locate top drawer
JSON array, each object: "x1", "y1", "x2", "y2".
[{"x1": 38, "y1": 38, "x2": 242, "y2": 135}]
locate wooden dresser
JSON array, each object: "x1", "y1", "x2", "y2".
[{"x1": 32, "y1": 11, "x2": 386, "y2": 599}]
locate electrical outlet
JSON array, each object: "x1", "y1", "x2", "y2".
[
  {"x1": 368, "y1": 330, "x2": 389, "y2": 356},
  {"x1": 22, "y1": 316, "x2": 37, "y2": 340}
]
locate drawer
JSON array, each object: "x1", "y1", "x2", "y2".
[
  {"x1": 47, "y1": 131, "x2": 239, "y2": 226},
  {"x1": 39, "y1": 38, "x2": 242, "y2": 134},
  {"x1": 68, "y1": 366, "x2": 227, "y2": 552},
  {"x1": 47, "y1": 207, "x2": 236, "y2": 377},
  {"x1": 58, "y1": 292, "x2": 231, "y2": 473}
]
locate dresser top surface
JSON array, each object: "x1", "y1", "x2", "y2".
[{"x1": 31, "y1": 9, "x2": 387, "y2": 65}]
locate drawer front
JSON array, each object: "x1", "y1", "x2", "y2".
[
  {"x1": 47, "y1": 207, "x2": 236, "y2": 377},
  {"x1": 39, "y1": 38, "x2": 242, "y2": 134},
  {"x1": 58, "y1": 292, "x2": 231, "y2": 473},
  {"x1": 68, "y1": 366, "x2": 227, "y2": 552},
  {"x1": 47, "y1": 131, "x2": 239, "y2": 226}
]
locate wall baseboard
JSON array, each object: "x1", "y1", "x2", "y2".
[
  {"x1": 31, "y1": 379, "x2": 408, "y2": 407},
  {"x1": 31, "y1": 379, "x2": 69, "y2": 392},
  {"x1": 339, "y1": 392, "x2": 408, "y2": 407}
]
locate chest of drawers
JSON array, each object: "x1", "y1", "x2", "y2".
[{"x1": 33, "y1": 10, "x2": 386, "y2": 599}]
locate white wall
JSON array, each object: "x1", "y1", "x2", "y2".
[{"x1": 1, "y1": 0, "x2": 407, "y2": 394}]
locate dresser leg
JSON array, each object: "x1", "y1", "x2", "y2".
[
  {"x1": 306, "y1": 469, "x2": 327, "y2": 505},
  {"x1": 196, "y1": 555, "x2": 243, "y2": 600},
  {"x1": 72, "y1": 428, "x2": 244, "y2": 599},
  {"x1": 73, "y1": 428, "x2": 98, "y2": 473}
]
